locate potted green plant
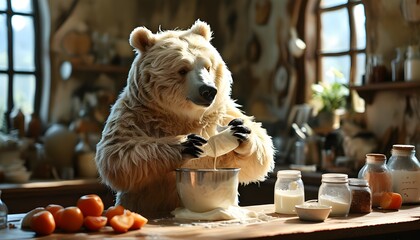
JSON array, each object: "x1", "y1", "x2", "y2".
[{"x1": 310, "y1": 81, "x2": 349, "y2": 129}]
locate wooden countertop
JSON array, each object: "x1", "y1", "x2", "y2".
[{"x1": 2, "y1": 204, "x2": 420, "y2": 239}]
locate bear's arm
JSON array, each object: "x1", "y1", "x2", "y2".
[
  {"x1": 96, "y1": 125, "x2": 184, "y2": 192},
  {"x1": 221, "y1": 104, "x2": 275, "y2": 184}
]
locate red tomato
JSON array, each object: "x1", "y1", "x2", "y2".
[
  {"x1": 380, "y1": 192, "x2": 402, "y2": 210},
  {"x1": 45, "y1": 204, "x2": 64, "y2": 223},
  {"x1": 109, "y1": 210, "x2": 135, "y2": 233},
  {"x1": 84, "y1": 216, "x2": 107, "y2": 231},
  {"x1": 105, "y1": 205, "x2": 125, "y2": 224},
  {"x1": 30, "y1": 210, "x2": 56, "y2": 236},
  {"x1": 58, "y1": 206, "x2": 84, "y2": 232},
  {"x1": 77, "y1": 194, "x2": 104, "y2": 217}
]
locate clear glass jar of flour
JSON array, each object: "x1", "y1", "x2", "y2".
[
  {"x1": 274, "y1": 170, "x2": 305, "y2": 214},
  {"x1": 387, "y1": 144, "x2": 420, "y2": 204},
  {"x1": 318, "y1": 173, "x2": 351, "y2": 217}
]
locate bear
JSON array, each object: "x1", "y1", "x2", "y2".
[{"x1": 95, "y1": 20, "x2": 275, "y2": 217}]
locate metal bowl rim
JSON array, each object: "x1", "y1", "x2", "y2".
[{"x1": 175, "y1": 168, "x2": 241, "y2": 173}]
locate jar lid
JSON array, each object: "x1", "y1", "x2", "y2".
[
  {"x1": 277, "y1": 170, "x2": 301, "y2": 178},
  {"x1": 392, "y1": 144, "x2": 415, "y2": 156},
  {"x1": 366, "y1": 153, "x2": 386, "y2": 163},
  {"x1": 348, "y1": 178, "x2": 369, "y2": 187},
  {"x1": 321, "y1": 173, "x2": 348, "y2": 183}
]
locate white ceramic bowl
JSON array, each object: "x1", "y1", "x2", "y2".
[
  {"x1": 295, "y1": 200, "x2": 331, "y2": 222},
  {"x1": 175, "y1": 168, "x2": 240, "y2": 213}
]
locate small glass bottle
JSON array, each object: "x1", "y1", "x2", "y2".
[
  {"x1": 10, "y1": 108, "x2": 25, "y2": 138},
  {"x1": 391, "y1": 47, "x2": 406, "y2": 82},
  {"x1": 349, "y1": 178, "x2": 372, "y2": 213},
  {"x1": 0, "y1": 190, "x2": 8, "y2": 229},
  {"x1": 387, "y1": 144, "x2": 420, "y2": 204},
  {"x1": 358, "y1": 154, "x2": 392, "y2": 207},
  {"x1": 318, "y1": 173, "x2": 351, "y2": 217},
  {"x1": 274, "y1": 170, "x2": 305, "y2": 214},
  {"x1": 405, "y1": 45, "x2": 420, "y2": 81}
]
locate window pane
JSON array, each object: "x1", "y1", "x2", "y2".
[
  {"x1": 354, "y1": 4, "x2": 366, "y2": 49},
  {"x1": 13, "y1": 74, "x2": 35, "y2": 115},
  {"x1": 12, "y1": 15, "x2": 35, "y2": 71},
  {"x1": 321, "y1": 56, "x2": 350, "y2": 84},
  {"x1": 355, "y1": 53, "x2": 366, "y2": 85},
  {"x1": 320, "y1": 9, "x2": 350, "y2": 53},
  {"x1": 0, "y1": 14, "x2": 7, "y2": 70},
  {"x1": 0, "y1": 73, "x2": 7, "y2": 110},
  {"x1": 320, "y1": 0, "x2": 347, "y2": 8},
  {"x1": 11, "y1": 0, "x2": 33, "y2": 13},
  {"x1": 0, "y1": 0, "x2": 6, "y2": 11},
  {"x1": 0, "y1": 74, "x2": 7, "y2": 130}
]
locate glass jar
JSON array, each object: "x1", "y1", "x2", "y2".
[
  {"x1": 367, "y1": 54, "x2": 387, "y2": 84},
  {"x1": 349, "y1": 178, "x2": 372, "y2": 213},
  {"x1": 405, "y1": 45, "x2": 420, "y2": 81},
  {"x1": 274, "y1": 170, "x2": 305, "y2": 214},
  {"x1": 318, "y1": 173, "x2": 351, "y2": 217},
  {"x1": 391, "y1": 47, "x2": 406, "y2": 82},
  {"x1": 0, "y1": 190, "x2": 8, "y2": 229},
  {"x1": 387, "y1": 144, "x2": 420, "y2": 204},
  {"x1": 358, "y1": 154, "x2": 392, "y2": 207}
]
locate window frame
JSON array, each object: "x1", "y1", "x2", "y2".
[
  {"x1": 316, "y1": 0, "x2": 366, "y2": 86},
  {"x1": 0, "y1": 0, "x2": 42, "y2": 131}
]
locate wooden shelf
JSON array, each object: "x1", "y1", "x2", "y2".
[{"x1": 350, "y1": 81, "x2": 420, "y2": 104}]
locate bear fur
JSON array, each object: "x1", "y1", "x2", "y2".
[{"x1": 95, "y1": 20, "x2": 275, "y2": 217}]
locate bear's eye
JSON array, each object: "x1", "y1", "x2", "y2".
[
  {"x1": 205, "y1": 66, "x2": 211, "y2": 72},
  {"x1": 178, "y1": 68, "x2": 189, "y2": 76}
]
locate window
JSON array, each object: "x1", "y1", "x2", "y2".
[
  {"x1": 0, "y1": 0, "x2": 41, "y2": 132},
  {"x1": 317, "y1": 0, "x2": 366, "y2": 87}
]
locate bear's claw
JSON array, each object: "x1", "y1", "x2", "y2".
[
  {"x1": 229, "y1": 119, "x2": 251, "y2": 143},
  {"x1": 228, "y1": 118, "x2": 244, "y2": 126},
  {"x1": 181, "y1": 134, "x2": 207, "y2": 158}
]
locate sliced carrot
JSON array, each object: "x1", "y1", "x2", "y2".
[{"x1": 380, "y1": 192, "x2": 402, "y2": 210}]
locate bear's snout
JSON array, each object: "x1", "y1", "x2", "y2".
[{"x1": 199, "y1": 85, "x2": 217, "y2": 104}]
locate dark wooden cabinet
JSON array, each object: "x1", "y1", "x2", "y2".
[{"x1": 0, "y1": 179, "x2": 115, "y2": 214}]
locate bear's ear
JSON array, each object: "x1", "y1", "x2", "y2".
[
  {"x1": 190, "y1": 20, "x2": 212, "y2": 41},
  {"x1": 129, "y1": 27, "x2": 155, "y2": 53}
]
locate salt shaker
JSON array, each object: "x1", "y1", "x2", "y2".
[
  {"x1": 318, "y1": 173, "x2": 351, "y2": 217},
  {"x1": 274, "y1": 170, "x2": 305, "y2": 214},
  {"x1": 387, "y1": 144, "x2": 420, "y2": 204}
]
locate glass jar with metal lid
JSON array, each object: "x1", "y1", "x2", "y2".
[
  {"x1": 349, "y1": 178, "x2": 372, "y2": 213},
  {"x1": 387, "y1": 144, "x2": 420, "y2": 204},
  {"x1": 318, "y1": 173, "x2": 351, "y2": 217},
  {"x1": 274, "y1": 170, "x2": 305, "y2": 214},
  {"x1": 358, "y1": 153, "x2": 392, "y2": 207}
]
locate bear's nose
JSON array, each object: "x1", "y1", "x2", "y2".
[{"x1": 199, "y1": 85, "x2": 217, "y2": 102}]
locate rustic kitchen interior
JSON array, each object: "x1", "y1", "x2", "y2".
[{"x1": 1, "y1": 0, "x2": 420, "y2": 239}]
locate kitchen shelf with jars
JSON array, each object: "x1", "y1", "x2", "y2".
[{"x1": 350, "y1": 44, "x2": 420, "y2": 104}]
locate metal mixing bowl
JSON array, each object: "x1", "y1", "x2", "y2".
[{"x1": 175, "y1": 168, "x2": 240, "y2": 213}]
